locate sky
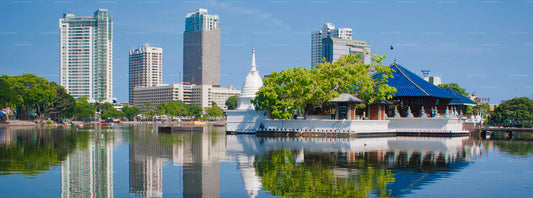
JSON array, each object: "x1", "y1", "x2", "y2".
[{"x1": 1, "y1": 0, "x2": 532, "y2": 104}]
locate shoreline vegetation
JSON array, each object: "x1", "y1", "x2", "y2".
[{"x1": 0, "y1": 119, "x2": 225, "y2": 128}]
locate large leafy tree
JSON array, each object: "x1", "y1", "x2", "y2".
[
  {"x1": 100, "y1": 105, "x2": 125, "y2": 120},
  {"x1": 205, "y1": 102, "x2": 224, "y2": 118},
  {"x1": 253, "y1": 53, "x2": 396, "y2": 119},
  {"x1": 121, "y1": 105, "x2": 141, "y2": 121},
  {"x1": 490, "y1": 97, "x2": 533, "y2": 127},
  {"x1": 2, "y1": 74, "x2": 75, "y2": 120},
  {"x1": 157, "y1": 100, "x2": 189, "y2": 118},
  {"x1": 73, "y1": 96, "x2": 95, "y2": 120},
  {"x1": 189, "y1": 104, "x2": 203, "y2": 119},
  {"x1": 225, "y1": 95, "x2": 238, "y2": 110},
  {"x1": 0, "y1": 77, "x2": 16, "y2": 109}
]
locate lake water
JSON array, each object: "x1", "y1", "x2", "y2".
[{"x1": 0, "y1": 125, "x2": 532, "y2": 197}]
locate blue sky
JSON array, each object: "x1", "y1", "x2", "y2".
[{"x1": 1, "y1": 0, "x2": 532, "y2": 104}]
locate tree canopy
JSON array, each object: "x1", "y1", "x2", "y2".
[
  {"x1": 252, "y1": 53, "x2": 396, "y2": 119},
  {"x1": 2, "y1": 74, "x2": 75, "y2": 120},
  {"x1": 490, "y1": 97, "x2": 533, "y2": 127},
  {"x1": 438, "y1": 83, "x2": 468, "y2": 96},
  {"x1": 205, "y1": 102, "x2": 224, "y2": 118},
  {"x1": 121, "y1": 105, "x2": 141, "y2": 120},
  {"x1": 73, "y1": 96, "x2": 95, "y2": 120},
  {"x1": 225, "y1": 95, "x2": 238, "y2": 110}
]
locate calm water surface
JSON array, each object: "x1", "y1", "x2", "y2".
[{"x1": 0, "y1": 125, "x2": 532, "y2": 197}]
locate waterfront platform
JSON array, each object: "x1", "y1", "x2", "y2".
[
  {"x1": 159, "y1": 126, "x2": 203, "y2": 133},
  {"x1": 228, "y1": 117, "x2": 469, "y2": 137}
]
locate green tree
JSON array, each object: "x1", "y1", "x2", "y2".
[
  {"x1": 225, "y1": 95, "x2": 238, "y2": 110},
  {"x1": 189, "y1": 104, "x2": 203, "y2": 119},
  {"x1": 142, "y1": 102, "x2": 159, "y2": 121},
  {"x1": 206, "y1": 102, "x2": 224, "y2": 118},
  {"x1": 438, "y1": 83, "x2": 468, "y2": 96},
  {"x1": 73, "y1": 96, "x2": 95, "y2": 120},
  {"x1": 253, "y1": 53, "x2": 396, "y2": 119},
  {"x1": 157, "y1": 100, "x2": 189, "y2": 118},
  {"x1": 490, "y1": 97, "x2": 533, "y2": 127},
  {"x1": 100, "y1": 105, "x2": 125, "y2": 120},
  {"x1": 121, "y1": 105, "x2": 141, "y2": 121},
  {"x1": 3, "y1": 74, "x2": 75, "y2": 120},
  {"x1": 0, "y1": 77, "x2": 16, "y2": 109}
]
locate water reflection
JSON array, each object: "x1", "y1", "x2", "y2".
[
  {"x1": 0, "y1": 127, "x2": 86, "y2": 176},
  {"x1": 61, "y1": 129, "x2": 119, "y2": 198},
  {"x1": 2, "y1": 126, "x2": 533, "y2": 197},
  {"x1": 225, "y1": 135, "x2": 485, "y2": 197},
  {"x1": 129, "y1": 125, "x2": 226, "y2": 198}
]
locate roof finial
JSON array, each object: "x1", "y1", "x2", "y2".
[
  {"x1": 393, "y1": 57, "x2": 397, "y2": 64},
  {"x1": 251, "y1": 46, "x2": 256, "y2": 71}
]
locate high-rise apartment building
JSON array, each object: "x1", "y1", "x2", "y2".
[
  {"x1": 311, "y1": 22, "x2": 357, "y2": 67},
  {"x1": 183, "y1": 8, "x2": 220, "y2": 86},
  {"x1": 60, "y1": 9, "x2": 113, "y2": 102},
  {"x1": 129, "y1": 43, "x2": 163, "y2": 104}
]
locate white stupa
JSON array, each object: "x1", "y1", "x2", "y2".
[
  {"x1": 226, "y1": 47, "x2": 267, "y2": 133},
  {"x1": 237, "y1": 47, "x2": 263, "y2": 110}
]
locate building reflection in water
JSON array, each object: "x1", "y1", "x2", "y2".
[
  {"x1": 128, "y1": 125, "x2": 226, "y2": 198},
  {"x1": 61, "y1": 130, "x2": 120, "y2": 198},
  {"x1": 225, "y1": 135, "x2": 485, "y2": 197}
]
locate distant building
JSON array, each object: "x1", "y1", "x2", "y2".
[
  {"x1": 60, "y1": 9, "x2": 113, "y2": 102},
  {"x1": 183, "y1": 8, "x2": 220, "y2": 86},
  {"x1": 129, "y1": 43, "x2": 163, "y2": 104},
  {"x1": 132, "y1": 84, "x2": 239, "y2": 110},
  {"x1": 322, "y1": 37, "x2": 371, "y2": 64},
  {"x1": 424, "y1": 76, "x2": 442, "y2": 86},
  {"x1": 311, "y1": 23, "x2": 356, "y2": 67}
]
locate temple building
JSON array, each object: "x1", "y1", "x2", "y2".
[{"x1": 386, "y1": 63, "x2": 458, "y2": 118}]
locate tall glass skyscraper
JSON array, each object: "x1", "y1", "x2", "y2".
[
  {"x1": 183, "y1": 8, "x2": 220, "y2": 86},
  {"x1": 60, "y1": 9, "x2": 113, "y2": 102}
]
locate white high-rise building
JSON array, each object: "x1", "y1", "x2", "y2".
[
  {"x1": 129, "y1": 43, "x2": 163, "y2": 104},
  {"x1": 60, "y1": 9, "x2": 113, "y2": 102},
  {"x1": 310, "y1": 23, "x2": 354, "y2": 68}
]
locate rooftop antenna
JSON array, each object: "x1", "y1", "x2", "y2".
[{"x1": 421, "y1": 70, "x2": 431, "y2": 78}]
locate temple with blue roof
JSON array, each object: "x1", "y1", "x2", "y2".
[
  {"x1": 385, "y1": 62, "x2": 459, "y2": 118},
  {"x1": 227, "y1": 55, "x2": 470, "y2": 136}
]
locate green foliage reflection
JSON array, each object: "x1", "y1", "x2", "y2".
[
  {"x1": 0, "y1": 129, "x2": 88, "y2": 176},
  {"x1": 254, "y1": 150, "x2": 394, "y2": 198},
  {"x1": 495, "y1": 142, "x2": 533, "y2": 156}
]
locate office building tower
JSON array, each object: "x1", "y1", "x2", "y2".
[
  {"x1": 60, "y1": 9, "x2": 113, "y2": 102},
  {"x1": 129, "y1": 43, "x2": 163, "y2": 104},
  {"x1": 183, "y1": 8, "x2": 220, "y2": 86},
  {"x1": 322, "y1": 37, "x2": 371, "y2": 64},
  {"x1": 311, "y1": 22, "x2": 357, "y2": 67}
]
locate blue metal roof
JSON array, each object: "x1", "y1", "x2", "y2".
[
  {"x1": 387, "y1": 63, "x2": 458, "y2": 99},
  {"x1": 443, "y1": 87, "x2": 477, "y2": 105}
]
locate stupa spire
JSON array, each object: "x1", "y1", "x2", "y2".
[{"x1": 251, "y1": 47, "x2": 256, "y2": 71}]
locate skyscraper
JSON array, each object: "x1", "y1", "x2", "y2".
[
  {"x1": 129, "y1": 43, "x2": 163, "y2": 104},
  {"x1": 60, "y1": 9, "x2": 113, "y2": 102},
  {"x1": 322, "y1": 37, "x2": 371, "y2": 64},
  {"x1": 310, "y1": 23, "x2": 355, "y2": 67},
  {"x1": 183, "y1": 8, "x2": 220, "y2": 86}
]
